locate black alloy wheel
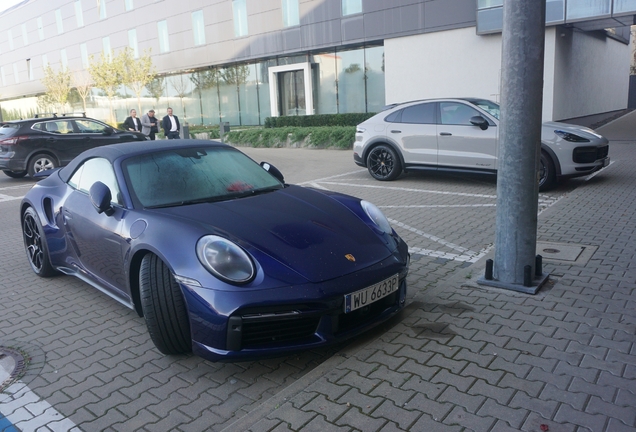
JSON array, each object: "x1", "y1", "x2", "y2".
[
  {"x1": 22, "y1": 207, "x2": 56, "y2": 277},
  {"x1": 539, "y1": 151, "x2": 556, "y2": 191},
  {"x1": 367, "y1": 145, "x2": 402, "y2": 181}
]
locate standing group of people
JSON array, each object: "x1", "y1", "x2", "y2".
[{"x1": 123, "y1": 107, "x2": 181, "y2": 140}]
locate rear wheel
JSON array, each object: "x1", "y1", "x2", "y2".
[
  {"x1": 367, "y1": 144, "x2": 402, "y2": 181},
  {"x1": 3, "y1": 170, "x2": 28, "y2": 178},
  {"x1": 139, "y1": 253, "x2": 191, "y2": 355},
  {"x1": 22, "y1": 207, "x2": 56, "y2": 277},
  {"x1": 539, "y1": 152, "x2": 556, "y2": 191},
  {"x1": 28, "y1": 153, "x2": 57, "y2": 177}
]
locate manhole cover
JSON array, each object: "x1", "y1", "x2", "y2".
[
  {"x1": 536, "y1": 241, "x2": 598, "y2": 266},
  {"x1": 0, "y1": 346, "x2": 29, "y2": 392}
]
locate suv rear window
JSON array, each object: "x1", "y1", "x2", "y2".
[{"x1": 0, "y1": 123, "x2": 20, "y2": 137}]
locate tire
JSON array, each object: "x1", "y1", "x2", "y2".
[
  {"x1": 3, "y1": 170, "x2": 28, "y2": 178},
  {"x1": 139, "y1": 253, "x2": 191, "y2": 355},
  {"x1": 22, "y1": 207, "x2": 56, "y2": 277},
  {"x1": 28, "y1": 153, "x2": 58, "y2": 177},
  {"x1": 367, "y1": 144, "x2": 402, "y2": 181},
  {"x1": 539, "y1": 151, "x2": 556, "y2": 192}
]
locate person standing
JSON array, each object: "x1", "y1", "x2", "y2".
[
  {"x1": 141, "y1": 109, "x2": 159, "y2": 140},
  {"x1": 123, "y1": 109, "x2": 142, "y2": 133},
  {"x1": 162, "y1": 107, "x2": 180, "y2": 139}
]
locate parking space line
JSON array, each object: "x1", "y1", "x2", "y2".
[
  {"x1": 319, "y1": 182, "x2": 498, "y2": 199},
  {"x1": 389, "y1": 219, "x2": 472, "y2": 254},
  {"x1": 0, "y1": 194, "x2": 23, "y2": 202}
]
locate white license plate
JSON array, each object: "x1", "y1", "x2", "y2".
[{"x1": 344, "y1": 274, "x2": 399, "y2": 313}]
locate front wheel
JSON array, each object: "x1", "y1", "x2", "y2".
[
  {"x1": 539, "y1": 152, "x2": 556, "y2": 191},
  {"x1": 3, "y1": 170, "x2": 28, "y2": 178},
  {"x1": 28, "y1": 153, "x2": 58, "y2": 177},
  {"x1": 22, "y1": 207, "x2": 56, "y2": 277},
  {"x1": 139, "y1": 253, "x2": 192, "y2": 355},
  {"x1": 367, "y1": 145, "x2": 402, "y2": 181}
]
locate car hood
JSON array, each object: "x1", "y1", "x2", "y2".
[{"x1": 152, "y1": 185, "x2": 393, "y2": 283}]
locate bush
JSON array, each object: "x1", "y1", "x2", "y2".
[
  {"x1": 223, "y1": 126, "x2": 355, "y2": 149},
  {"x1": 263, "y1": 113, "x2": 375, "y2": 128}
]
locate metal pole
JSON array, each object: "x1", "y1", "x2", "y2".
[{"x1": 493, "y1": 1, "x2": 546, "y2": 288}]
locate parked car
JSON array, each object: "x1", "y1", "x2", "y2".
[
  {"x1": 1, "y1": 114, "x2": 147, "y2": 178},
  {"x1": 353, "y1": 98, "x2": 610, "y2": 191},
  {"x1": 20, "y1": 140, "x2": 409, "y2": 361}
]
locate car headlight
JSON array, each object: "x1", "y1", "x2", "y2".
[
  {"x1": 196, "y1": 235, "x2": 255, "y2": 284},
  {"x1": 554, "y1": 130, "x2": 590, "y2": 142},
  {"x1": 361, "y1": 200, "x2": 392, "y2": 234}
]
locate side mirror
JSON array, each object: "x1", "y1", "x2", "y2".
[
  {"x1": 89, "y1": 181, "x2": 115, "y2": 216},
  {"x1": 103, "y1": 127, "x2": 114, "y2": 135},
  {"x1": 470, "y1": 116, "x2": 489, "y2": 130},
  {"x1": 260, "y1": 161, "x2": 285, "y2": 184}
]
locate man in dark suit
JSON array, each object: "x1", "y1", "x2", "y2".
[
  {"x1": 123, "y1": 109, "x2": 142, "y2": 133},
  {"x1": 162, "y1": 107, "x2": 180, "y2": 139}
]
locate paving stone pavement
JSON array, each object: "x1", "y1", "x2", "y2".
[
  {"x1": 222, "y1": 140, "x2": 636, "y2": 431},
  {"x1": 0, "y1": 130, "x2": 634, "y2": 431}
]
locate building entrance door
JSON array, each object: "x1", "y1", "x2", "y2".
[{"x1": 278, "y1": 70, "x2": 306, "y2": 116}]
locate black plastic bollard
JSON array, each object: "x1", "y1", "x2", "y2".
[
  {"x1": 524, "y1": 265, "x2": 532, "y2": 287},
  {"x1": 535, "y1": 255, "x2": 542, "y2": 276},
  {"x1": 485, "y1": 259, "x2": 493, "y2": 280}
]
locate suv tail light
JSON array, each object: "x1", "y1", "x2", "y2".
[{"x1": 0, "y1": 135, "x2": 29, "y2": 146}]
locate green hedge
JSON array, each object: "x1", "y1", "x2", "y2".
[
  {"x1": 263, "y1": 113, "x2": 375, "y2": 128},
  {"x1": 225, "y1": 126, "x2": 355, "y2": 149}
]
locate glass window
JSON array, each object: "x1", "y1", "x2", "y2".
[
  {"x1": 282, "y1": 0, "x2": 299, "y2": 27},
  {"x1": 546, "y1": 0, "x2": 565, "y2": 23},
  {"x1": 237, "y1": 64, "x2": 259, "y2": 125},
  {"x1": 158, "y1": 20, "x2": 169, "y2": 53},
  {"x1": 233, "y1": 0, "x2": 248, "y2": 37},
  {"x1": 342, "y1": 0, "x2": 362, "y2": 16},
  {"x1": 566, "y1": 0, "x2": 610, "y2": 19},
  {"x1": 75, "y1": 119, "x2": 110, "y2": 133},
  {"x1": 337, "y1": 49, "x2": 365, "y2": 113},
  {"x1": 41, "y1": 54, "x2": 48, "y2": 68},
  {"x1": 312, "y1": 53, "x2": 337, "y2": 114},
  {"x1": 400, "y1": 103, "x2": 436, "y2": 124},
  {"x1": 69, "y1": 158, "x2": 121, "y2": 205},
  {"x1": 477, "y1": 0, "x2": 502, "y2": 8},
  {"x1": 192, "y1": 10, "x2": 205, "y2": 46},
  {"x1": 55, "y1": 9, "x2": 64, "y2": 34},
  {"x1": 60, "y1": 49, "x2": 68, "y2": 69},
  {"x1": 218, "y1": 66, "x2": 240, "y2": 124},
  {"x1": 27, "y1": 59, "x2": 33, "y2": 80},
  {"x1": 122, "y1": 147, "x2": 282, "y2": 208},
  {"x1": 128, "y1": 29, "x2": 138, "y2": 58},
  {"x1": 80, "y1": 43, "x2": 89, "y2": 69},
  {"x1": 103, "y1": 37, "x2": 112, "y2": 60},
  {"x1": 125, "y1": 0, "x2": 134, "y2": 11},
  {"x1": 13, "y1": 63, "x2": 19, "y2": 84},
  {"x1": 99, "y1": 0, "x2": 107, "y2": 19},
  {"x1": 256, "y1": 61, "x2": 272, "y2": 121},
  {"x1": 364, "y1": 46, "x2": 385, "y2": 113},
  {"x1": 21, "y1": 23, "x2": 28, "y2": 46},
  {"x1": 615, "y1": 0, "x2": 636, "y2": 13},
  {"x1": 8, "y1": 30, "x2": 14, "y2": 50},
  {"x1": 37, "y1": 17, "x2": 44, "y2": 40},
  {"x1": 193, "y1": 69, "x2": 221, "y2": 125},
  {"x1": 75, "y1": 0, "x2": 84, "y2": 27},
  {"x1": 440, "y1": 102, "x2": 481, "y2": 126}
]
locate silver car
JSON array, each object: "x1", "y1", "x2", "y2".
[{"x1": 353, "y1": 98, "x2": 610, "y2": 191}]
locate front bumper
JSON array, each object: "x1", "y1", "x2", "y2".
[{"x1": 182, "y1": 240, "x2": 409, "y2": 362}]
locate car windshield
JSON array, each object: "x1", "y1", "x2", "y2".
[
  {"x1": 122, "y1": 146, "x2": 284, "y2": 208},
  {"x1": 468, "y1": 99, "x2": 500, "y2": 119}
]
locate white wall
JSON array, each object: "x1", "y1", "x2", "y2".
[
  {"x1": 551, "y1": 27, "x2": 630, "y2": 120},
  {"x1": 385, "y1": 25, "x2": 629, "y2": 121}
]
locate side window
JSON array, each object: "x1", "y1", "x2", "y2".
[
  {"x1": 38, "y1": 120, "x2": 74, "y2": 134},
  {"x1": 400, "y1": 103, "x2": 436, "y2": 124},
  {"x1": 75, "y1": 119, "x2": 108, "y2": 133},
  {"x1": 440, "y1": 102, "x2": 481, "y2": 126},
  {"x1": 68, "y1": 158, "x2": 122, "y2": 205},
  {"x1": 384, "y1": 110, "x2": 402, "y2": 123}
]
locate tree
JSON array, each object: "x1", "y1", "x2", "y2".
[
  {"x1": 170, "y1": 74, "x2": 190, "y2": 121},
  {"x1": 220, "y1": 65, "x2": 249, "y2": 86},
  {"x1": 121, "y1": 47, "x2": 157, "y2": 113},
  {"x1": 72, "y1": 70, "x2": 93, "y2": 113},
  {"x1": 146, "y1": 77, "x2": 165, "y2": 107},
  {"x1": 41, "y1": 65, "x2": 72, "y2": 113},
  {"x1": 89, "y1": 51, "x2": 124, "y2": 125}
]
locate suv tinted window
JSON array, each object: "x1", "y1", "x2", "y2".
[
  {"x1": 0, "y1": 124, "x2": 20, "y2": 137},
  {"x1": 400, "y1": 103, "x2": 436, "y2": 124},
  {"x1": 34, "y1": 120, "x2": 74, "y2": 134},
  {"x1": 75, "y1": 119, "x2": 108, "y2": 133},
  {"x1": 440, "y1": 102, "x2": 481, "y2": 126}
]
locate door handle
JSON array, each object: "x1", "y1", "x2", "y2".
[
  {"x1": 390, "y1": 130, "x2": 401, "y2": 134},
  {"x1": 439, "y1": 132, "x2": 452, "y2": 136}
]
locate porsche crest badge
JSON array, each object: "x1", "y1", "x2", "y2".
[{"x1": 345, "y1": 254, "x2": 356, "y2": 262}]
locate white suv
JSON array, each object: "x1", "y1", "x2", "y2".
[{"x1": 353, "y1": 98, "x2": 610, "y2": 191}]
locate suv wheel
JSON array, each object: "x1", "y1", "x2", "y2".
[
  {"x1": 3, "y1": 170, "x2": 28, "y2": 178},
  {"x1": 539, "y1": 151, "x2": 556, "y2": 191},
  {"x1": 367, "y1": 145, "x2": 402, "y2": 181},
  {"x1": 28, "y1": 154, "x2": 58, "y2": 177}
]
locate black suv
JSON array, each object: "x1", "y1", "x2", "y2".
[{"x1": 0, "y1": 114, "x2": 147, "y2": 178}]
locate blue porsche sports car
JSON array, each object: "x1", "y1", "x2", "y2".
[{"x1": 20, "y1": 140, "x2": 409, "y2": 361}]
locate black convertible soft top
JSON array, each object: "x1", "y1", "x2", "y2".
[{"x1": 58, "y1": 139, "x2": 232, "y2": 182}]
